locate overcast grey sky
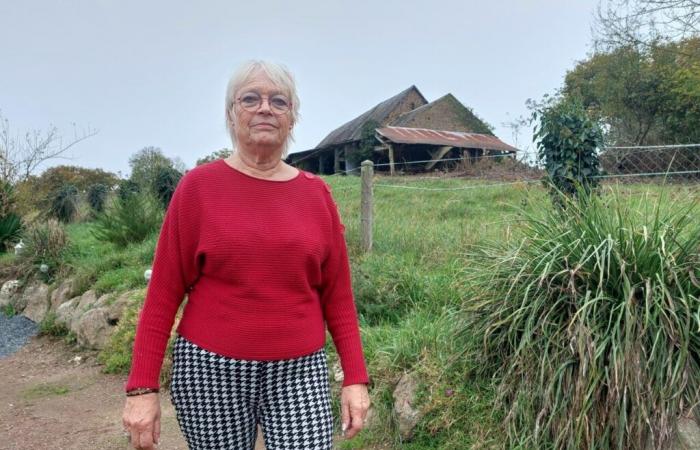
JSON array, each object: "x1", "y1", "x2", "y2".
[{"x1": 1, "y1": 0, "x2": 597, "y2": 177}]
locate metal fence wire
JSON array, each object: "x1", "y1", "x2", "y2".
[
  {"x1": 348, "y1": 144, "x2": 700, "y2": 185},
  {"x1": 598, "y1": 144, "x2": 700, "y2": 182}
]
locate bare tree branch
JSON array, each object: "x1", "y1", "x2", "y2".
[
  {"x1": 594, "y1": 0, "x2": 699, "y2": 50},
  {"x1": 0, "y1": 111, "x2": 98, "y2": 185}
]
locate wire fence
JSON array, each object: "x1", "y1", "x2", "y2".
[
  {"x1": 331, "y1": 144, "x2": 700, "y2": 189},
  {"x1": 338, "y1": 145, "x2": 700, "y2": 253}
]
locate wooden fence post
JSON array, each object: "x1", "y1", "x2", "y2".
[{"x1": 360, "y1": 160, "x2": 374, "y2": 253}]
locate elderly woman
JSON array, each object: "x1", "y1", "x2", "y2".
[{"x1": 122, "y1": 60, "x2": 370, "y2": 450}]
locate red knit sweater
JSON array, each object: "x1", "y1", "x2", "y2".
[{"x1": 125, "y1": 159, "x2": 369, "y2": 390}]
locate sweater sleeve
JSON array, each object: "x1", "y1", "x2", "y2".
[
  {"x1": 125, "y1": 174, "x2": 202, "y2": 391},
  {"x1": 320, "y1": 186, "x2": 370, "y2": 387}
]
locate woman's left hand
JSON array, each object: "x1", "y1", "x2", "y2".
[{"x1": 340, "y1": 383, "x2": 370, "y2": 439}]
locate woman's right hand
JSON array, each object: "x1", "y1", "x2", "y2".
[{"x1": 122, "y1": 393, "x2": 161, "y2": 449}]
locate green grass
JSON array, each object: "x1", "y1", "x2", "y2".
[
  {"x1": 21, "y1": 382, "x2": 71, "y2": 400},
  {"x1": 28, "y1": 175, "x2": 699, "y2": 449},
  {"x1": 456, "y1": 184, "x2": 700, "y2": 449}
]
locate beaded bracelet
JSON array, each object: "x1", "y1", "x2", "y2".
[{"x1": 126, "y1": 387, "x2": 160, "y2": 397}]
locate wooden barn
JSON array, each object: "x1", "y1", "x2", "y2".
[{"x1": 287, "y1": 85, "x2": 518, "y2": 174}]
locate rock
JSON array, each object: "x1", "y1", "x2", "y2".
[
  {"x1": 49, "y1": 278, "x2": 76, "y2": 312},
  {"x1": 70, "y1": 290, "x2": 99, "y2": 329},
  {"x1": 106, "y1": 290, "x2": 139, "y2": 325},
  {"x1": 676, "y1": 416, "x2": 700, "y2": 449},
  {"x1": 20, "y1": 282, "x2": 50, "y2": 323},
  {"x1": 55, "y1": 298, "x2": 77, "y2": 327},
  {"x1": 364, "y1": 405, "x2": 377, "y2": 430},
  {"x1": 94, "y1": 293, "x2": 112, "y2": 309},
  {"x1": 393, "y1": 372, "x2": 422, "y2": 440},
  {"x1": 75, "y1": 307, "x2": 113, "y2": 349},
  {"x1": 0, "y1": 280, "x2": 20, "y2": 309}
]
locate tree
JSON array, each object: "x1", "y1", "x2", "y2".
[
  {"x1": 0, "y1": 111, "x2": 97, "y2": 185},
  {"x1": 563, "y1": 37, "x2": 700, "y2": 145},
  {"x1": 13, "y1": 165, "x2": 118, "y2": 217},
  {"x1": 595, "y1": 0, "x2": 700, "y2": 50},
  {"x1": 153, "y1": 166, "x2": 182, "y2": 209},
  {"x1": 128, "y1": 147, "x2": 179, "y2": 193},
  {"x1": 197, "y1": 148, "x2": 231, "y2": 166}
]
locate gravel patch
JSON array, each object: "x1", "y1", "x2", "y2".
[{"x1": 0, "y1": 314, "x2": 38, "y2": 358}]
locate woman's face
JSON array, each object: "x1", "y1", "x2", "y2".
[{"x1": 230, "y1": 71, "x2": 293, "y2": 156}]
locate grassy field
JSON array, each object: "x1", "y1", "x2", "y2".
[{"x1": 18, "y1": 175, "x2": 700, "y2": 449}]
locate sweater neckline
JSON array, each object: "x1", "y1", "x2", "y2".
[{"x1": 218, "y1": 158, "x2": 302, "y2": 183}]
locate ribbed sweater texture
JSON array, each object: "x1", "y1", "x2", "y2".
[{"x1": 125, "y1": 159, "x2": 369, "y2": 390}]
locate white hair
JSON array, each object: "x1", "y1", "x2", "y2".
[{"x1": 225, "y1": 60, "x2": 300, "y2": 158}]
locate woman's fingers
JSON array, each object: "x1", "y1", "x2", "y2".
[
  {"x1": 154, "y1": 417, "x2": 161, "y2": 446},
  {"x1": 341, "y1": 396, "x2": 351, "y2": 436},
  {"x1": 344, "y1": 405, "x2": 365, "y2": 439}
]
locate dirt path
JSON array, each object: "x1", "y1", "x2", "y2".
[{"x1": 0, "y1": 335, "x2": 269, "y2": 450}]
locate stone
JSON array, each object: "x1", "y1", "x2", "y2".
[
  {"x1": 20, "y1": 282, "x2": 50, "y2": 323},
  {"x1": 49, "y1": 278, "x2": 76, "y2": 312},
  {"x1": 55, "y1": 298, "x2": 78, "y2": 327},
  {"x1": 0, "y1": 280, "x2": 20, "y2": 309},
  {"x1": 393, "y1": 372, "x2": 422, "y2": 440},
  {"x1": 106, "y1": 290, "x2": 139, "y2": 325},
  {"x1": 676, "y1": 416, "x2": 700, "y2": 449},
  {"x1": 75, "y1": 307, "x2": 113, "y2": 349},
  {"x1": 70, "y1": 290, "x2": 99, "y2": 329}
]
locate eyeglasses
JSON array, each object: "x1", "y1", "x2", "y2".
[{"x1": 236, "y1": 91, "x2": 291, "y2": 115}]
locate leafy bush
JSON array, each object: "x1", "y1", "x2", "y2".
[
  {"x1": 50, "y1": 184, "x2": 79, "y2": 223},
  {"x1": 117, "y1": 179, "x2": 140, "y2": 201},
  {"x1": 457, "y1": 188, "x2": 700, "y2": 449},
  {"x1": 153, "y1": 166, "x2": 182, "y2": 209},
  {"x1": 91, "y1": 193, "x2": 163, "y2": 248},
  {"x1": 16, "y1": 219, "x2": 68, "y2": 280},
  {"x1": 86, "y1": 183, "x2": 108, "y2": 213},
  {"x1": 347, "y1": 119, "x2": 379, "y2": 166},
  {"x1": 533, "y1": 98, "x2": 603, "y2": 201},
  {"x1": 0, "y1": 213, "x2": 22, "y2": 252},
  {"x1": 0, "y1": 181, "x2": 22, "y2": 251}
]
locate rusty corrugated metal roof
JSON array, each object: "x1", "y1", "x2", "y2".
[{"x1": 376, "y1": 127, "x2": 518, "y2": 153}]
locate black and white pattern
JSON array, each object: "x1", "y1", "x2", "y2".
[{"x1": 170, "y1": 335, "x2": 334, "y2": 449}]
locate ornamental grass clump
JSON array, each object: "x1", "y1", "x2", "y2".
[{"x1": 458, "y1": 188, "x2": 700, "y2": 449}]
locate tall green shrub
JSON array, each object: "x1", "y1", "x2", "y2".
[
  {"x1": 533, "y1": 98, "x2": 603, "y2": 200},
  {"x1": 153, "y1": 166, "x2": 182, "y2": 209},
  {"x1": 87, "y1": 183, "x2": 108, "y2": 213},
  {"x1": 457, "y1": 189, "x2": 700, "y2": 449},
  {"x1": 117, "y1": 179, "x2": 140, "y2": 201},
  {"x1": 91, "y1": 193, "x2": 163, "y2": 248},
  {"x1": 50, "y1": 184, "x2": 79, "y2": 223}
]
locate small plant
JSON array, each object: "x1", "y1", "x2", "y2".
[
  {"x1": 1, "y1": 303, "x2": 17, "y2": 317},
  {"x1": 0, "y1": 181, "x2": 23, "y2": 251},
  {"x1": 16, "y1": 219, "x2": 68, "y2": 281},
  {"x1": 86, "y1": 183, "x2": 108, "y2": 214},
  {"x1": 38, "y1": 311, "x2": 69, "y2": 336},
  {"x1": 91, "y1": 193, "x2": 163, "y2": 247},
  {"x1": 50, "y1": 184, "x2": 79, "y2": 223},
  {"x1": 0, "y1": 213, "x2": 22, "y2": 252}
]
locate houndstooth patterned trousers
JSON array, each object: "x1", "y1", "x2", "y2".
[{"x1": 170, "y1": 335, "x2": 334, "y2": 449}]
